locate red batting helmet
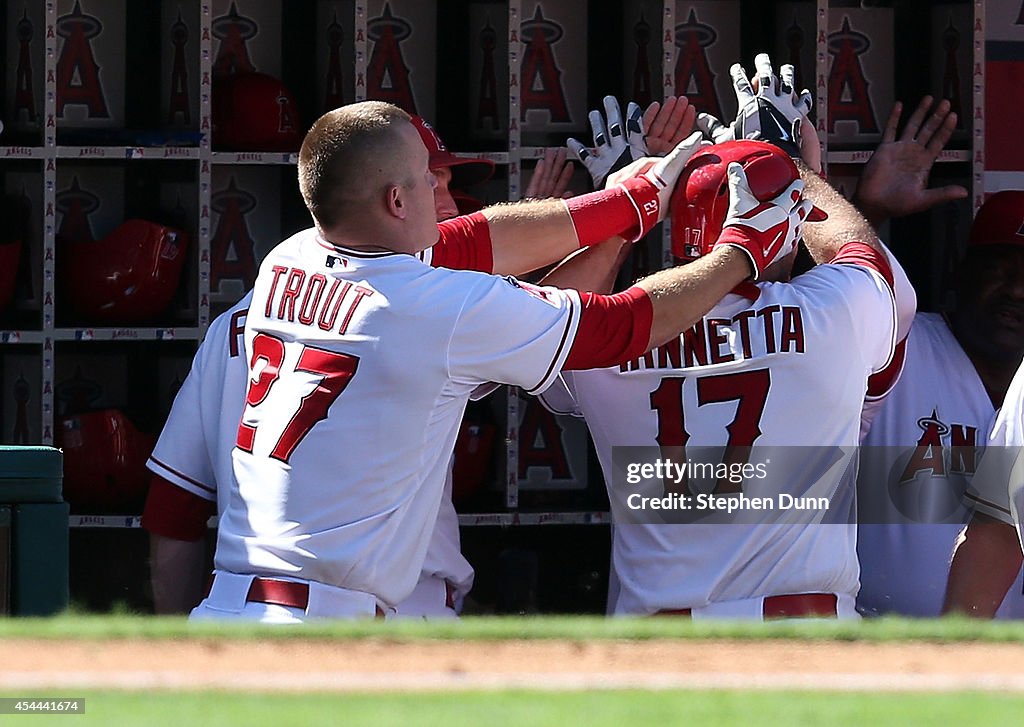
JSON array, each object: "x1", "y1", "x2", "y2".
[
  {"x1": 410, "y1": 115, "x2": 495, "y2": 190},
  {"x1": 213, "y1": 72, "x2": 304, "y2": 151},
  {"x1": 969, "y1": 191, "x2": 1024, "y2": 249},
  {"x1": 63, "y1": 219, "x2": 189, "y2": 323},
  {"x1": 670, "y1": 139, "x2": 820, "y2": 263},
  {"x1": 58, "y1": 409, "x2": 156, "y2": 512}
]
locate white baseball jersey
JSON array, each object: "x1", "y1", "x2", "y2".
[
  {"x1": 218, "y1": 227, "x2": 581, "y2": 608},
  {"x1": 146, "y1": 290, "x2": 476, "y2": 613},
  {"x1": 857, "y1": 313, "x2": 1024, "y2": 618},
  {"x1": 543, "y1": 247, "x2": 897, "y2": 615},
  {"x1": 967, "y1": 358, "x2": 1024, "y2": 541}
]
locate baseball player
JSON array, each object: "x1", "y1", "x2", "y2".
[
  {"x1": 540, "y1": 139, "x2": 900, "y2": 619},
  {"x1": 144, "y1": 105, "x2": 692, "y2": 617},
  {"x1": 944, "y1": 352, "x2": 1024, "y2": 616},
  {"x1": 853, "y1": 101, "x2": 1024, "y2": 616},
  {"x1": 536, "y1": 55, "x2": 914, "y2": 619},
  {"x1": 189, "y1": 100, "x2": 806, "y2": 622},
  {"x1": 936, "y1": 192, "x2": 1024, "y2": 618},
  {"x1": 142, "y1": 114, "x2": 549, "y2": 617}
]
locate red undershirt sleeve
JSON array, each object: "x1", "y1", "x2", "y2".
[
  {"x1": 563, "y1": 287, "x2": 654, "y2": 370},
  {"x1": 141, "y1": 475, "x2": 216, "y2": 542},
  {"x1": 432, "y1": 212, "x2": 494, "y2": 273}
]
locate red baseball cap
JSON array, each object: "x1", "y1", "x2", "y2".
[
  {"x1": 410, "y1": 115, "x2": 494, "y2": 190},
  {"x1": 970, "y1": 191, "x2": 1024, "y2": 248}
]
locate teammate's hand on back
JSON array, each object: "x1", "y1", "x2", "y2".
[
  {"x1": 714, "y1": 162, "x2": 811, "y2": 280},
  {"x1": 604, "y1": 131, "x2": 709, "y2": 241},
  {"x1": 524, "y1": 147, "x2": 576, "y2": 200},
  {"x1": 568, "y1": 96, "x2": 647, "y2": 188}
]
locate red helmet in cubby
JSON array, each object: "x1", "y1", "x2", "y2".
[
  {"x1": 58, "y1": 408, "x2": 156, "y2": 512},
  {"x1": 213, "y1": 72, "x2": 304, "y2": 151},
  {"x1": 63, "y1": 219, "x2": 189, "y2": 323}
]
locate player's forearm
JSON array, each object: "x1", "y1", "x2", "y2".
[
  {"x1": 635, "y1": 246, "x2": 751, "y2": 350},
  {"x1": 942, "y1": 513, "x2": 1023, "y2": 618},
  {"x1": 797, "y1": 161, "x2": 883, "y2": 264},
  {"x1": 539, "y1": 237, "x2": 631, "y2": 293},
  {"x1": 150, "y1": 533, "x2": 206, "y2": 615},
  {"x1": 560, "y1": 247, "x2": 751, "y2": 371},
  {"x1": 485, "y1": 178, "x2": 661, "y2": 275}
]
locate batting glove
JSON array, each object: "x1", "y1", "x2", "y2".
[
  {"x1": 714, "y1": 162, "x2": 812, "y2": 279},
  {"x1": 568, "y1": 96, "x2": 648, "y2": 188},
  {"x1": 607, "y1": 131, "x2": 708, "y2": 241},
  {"x1": 696, "y1": 53, "x2": 812, "y2": 158}
]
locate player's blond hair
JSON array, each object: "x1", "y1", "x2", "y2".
[{"x1": 298, "y1": 101, "x2": 414, "y2": 230}]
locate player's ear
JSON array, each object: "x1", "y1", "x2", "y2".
[{"x1": 385, "y1": 184, "x2": 407, "y2": 220}]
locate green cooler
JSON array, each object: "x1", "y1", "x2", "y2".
[{"x1": 0, "y1": 446, "x2": 68, "y2": 616}]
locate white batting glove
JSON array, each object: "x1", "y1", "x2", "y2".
[
  {"x1": 567, "y1": 96, "x2": 648, "y2": 188},
  {"x1": 606, "y1": 131, "x2": 708, "y2": 241},
  {"x1": 713, "y1": 162, "x2": 811, "y2": 279},
  {"x1": 697, "y1": 53, "x2": 812, "y2": 158}
]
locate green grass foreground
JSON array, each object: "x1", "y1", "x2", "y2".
[
  {"x1": 16, "y1": 690, "x2": 1024, "y2": 727},
  {"x1": 2, "y1": 613, "x2": 1024, "y2": 643}
]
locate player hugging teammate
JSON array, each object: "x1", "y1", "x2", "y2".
[{"x1": 146, "y1": 47, "x2": 1021, "y2": 622}]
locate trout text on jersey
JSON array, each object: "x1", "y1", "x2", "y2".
[{"x1": 263, "y1": 266, "x2": 374, "y2": 335}]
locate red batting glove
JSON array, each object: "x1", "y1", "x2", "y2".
[{"x1": 714, "y1": 162, "x2": 812, "y2": 280}]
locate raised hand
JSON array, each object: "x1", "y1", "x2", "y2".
[
  {"x1": 853, "y1": 96, "x2": 968, "y2": 227},
  {"x1": 524, "y1": 147, "x2": 576, "y2": 200},
  {"x1": 696, "y1": 53, "x2": 813, "y2": 161},
  {"x1": 567, "y1": 96, "x2": 647, "y2": 188},
  {"x1": 642, "y1": 96, "x2": 697, "y2": 156}
]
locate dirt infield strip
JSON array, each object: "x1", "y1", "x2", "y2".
[{"x1": 2, "y1": 639, "x2": 1023, "y2": 691}]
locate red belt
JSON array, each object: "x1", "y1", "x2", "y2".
[
  {"x1": 445, "y1": 581, "x2": 457, "y2": 610},
  {"x1": 207, "y1": 576, "x2": 385, "y2": 618},
  {"x1": 657, "y1": 593, "x2": 838, "y2": 619}
]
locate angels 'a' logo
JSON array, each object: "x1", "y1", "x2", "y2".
[
  {"x1": 168, "y1": 12, "x2": 190, "y2": 124},
  {"x1": 56, "y1": 0, "x2": 110, "y2": 119},
  {"x1": 212, "y1": 2, "x2": 257, "y2": 77},
  {"x1": 518, "y1": 397, "x2": 572, "y2": 480},
  {"x1": 15, "y1": 10, "x2": 37, "y2": 124},
  {"x1": 674, "y1": 9, "x2": 722, "y2": 121},
  {"x1": 210, "y1": 177, "x2": 258, "y2": 297},
  {"x1": 367, "y1": 3, "x2": 417, "y2": 114},
  {"x1": 324, "y1": 13, "x2": 345, "y2": 110},
  {"x1": 827, "y1": 16, "x2": 879, "y2": 134},
  {"x1": 898, "y1": 409, "x2": 978, "y2": 482},
  {"x1": 631, "y1": 13, "x2": 652, "y2": 108},
  {"x1": 476, "y1": 20, "x2": 499, "y2": 130},
  {"x1": 940, "y1": 19, "x2": 963, "y2": 128},
  {"x1": 520, "y1": 5, "x2": 571, "y2": 123},
  {"x1": 56, "y1": 177, "x2": 99, "y2": 243}
]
